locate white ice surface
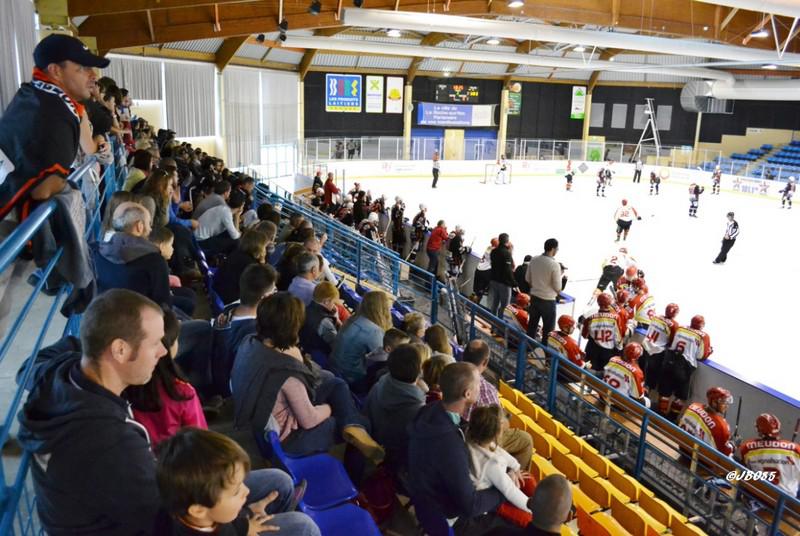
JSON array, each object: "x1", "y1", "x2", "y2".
[{"x1": 360, "y1": 172, "x2": 800, "y2": 402}]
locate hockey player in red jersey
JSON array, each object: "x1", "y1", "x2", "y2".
[
  {"x1": 628, "y1": 278, "x2": 656, "y2": 329},
  {"x1": 547, "y1": 315, "x2": 585, "y2": 369},
  {"x1": 603, "y1": 342, "x2": 649, "y2": 407},
  {"x1": 508, "y1": 292, "x2": 530, "y2": 333},
  {"x1": 592, "y1": 247, "x2": 638, "y2": 302},
  {"x1": 641, "y1": 303, "x2": 679, "y2": 390},
  {"x1": 616, "y1": 265, "x2": 643, "y2": 296},
  {"x1": 739, "y1": 414, "x2": 800, "y2": 497},
  {"x1": 613, "y1": 289, "x2": 633, "y2": 341},
  {"x1": 613, "y1": 199, "x2": 642, "y2": 242},
  {"x1": 582, "y1": 293, "x2": 623, "y2": 375},
  {"x1": 678, "y1": 387, "x2": 734, "y2": 456},
  {"x1": 658, "y1": 315, "x2": 713, "y2": 421}
]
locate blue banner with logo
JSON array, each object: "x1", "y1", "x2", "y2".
[
  {"x1": 325, "y1": 74, "x2": 362, "y2": 112},
  {"x1": 416, "y1": 102, "x2": 495, "y2": 127}
]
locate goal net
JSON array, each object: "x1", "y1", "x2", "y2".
[{"x1": 482, "y1": 162, "x2": 513, "y2": 184}]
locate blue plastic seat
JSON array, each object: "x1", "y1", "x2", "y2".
[
  {"x1": 299, "y1": 502, "x2": 382, "y2": 536},
  {"x1": 340, "y1": 284, "x2": 362, "y2": 310},
  {"x1": 255, "y1": 431, "x2": 358, "y2": 510},
  {"x1": 412, "y1": 495, "x2": 455, "y2": 536}
]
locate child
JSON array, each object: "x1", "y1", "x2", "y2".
[
  {"x1": 156, "y1": 428, "x2": 281, "y2": 535},
  {"x1": 421, "y1": 354, "x2": 448, "y2": 404},
  {"x1": 126, "y1": 309, "x2": 207, "y2": 446},
  {"x1": 150, "y1": 226, "x2": 196, "y2": 318},
  {"x1": 466, "y1": 405, "x2": 535, "y2": 527},
  {"x1": 365, "y1": 328, "x2": 411, "y2": 385}
]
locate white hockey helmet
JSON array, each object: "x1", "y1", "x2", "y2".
[
  {"x1": 419, "y1": 203, "x2": 427, "y2": 211},
  {"x1": 395, "y1": 196, "x2": 403, "y2": 203},
  {"x1": 368, "y1": 212, "x2": 379, "y2": 223},
  {"x1": 789, "y1": 176, "x2": 796, "y2": 183}
]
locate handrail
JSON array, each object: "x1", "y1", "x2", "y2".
[
  {"x1": 259, "y1": 182, "x2": 800, "y2": 536},
  {"x1": 0, "y1": 153, "x2": 116, "y2": 535}
]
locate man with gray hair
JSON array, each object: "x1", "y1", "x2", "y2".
[
  {"x1": 288, "y1": 251, "x2": 320, "y2": 306},
  {"x1": 95, "y1": 203, "x2": 172, "y2": 309},
  {"x1": 304, "y1": 235, "x2": 337, "y2": 284}
]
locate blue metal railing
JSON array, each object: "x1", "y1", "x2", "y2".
[
  {"x1": 0, "y1": 154, "x2": 116, "y2": 535},
  {"x1": 258, "y1": 183, "x2": 800, "y2": 536}
]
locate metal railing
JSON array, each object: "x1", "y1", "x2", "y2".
[
  {"x1": 0, "y1": 155, "x2": 116, "y2": 535},
  {"x1": 256, "y1": 182, "x2": 800, "y2": 536}
]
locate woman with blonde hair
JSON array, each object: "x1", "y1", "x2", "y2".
[
  {"x1": 140, "y1": 167, "x2": 173, "y2": 229},
  {"x1": 424, "y1": 324, "x2": 455, "y2": 363},
  {"x1": 403, "y1": 311, "x2": 426, "y2": 344},
  {"x1": 331, "y1": 290, "x2": 393, "y2": 393}
]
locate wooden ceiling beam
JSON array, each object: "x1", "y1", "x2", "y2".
[
  {"x1": 407, "y1": 32, "x2": 450, "y2": 83},
  {"x1": 298, "y1": 27, "x2": 348, "y2": 81},
  {"x1": 503, "y1": 40, "x2": 542, "y2": 86},
  {"x1": 215, "y1": 35, "x2": 250, "y2": 71},
  {"x1": 587, "y1": 49, "x2": 621, "y2": 93},
  {"x1": 67, "y1": 0, "x2": 262, "y2": 17},
  {"x1": 719, "y1": 7, "x2": 739, "y2": 31}
]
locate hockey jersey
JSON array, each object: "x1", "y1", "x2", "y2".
[
  {"x1": 630, "y1": 293, "x2": 656, "y2": 325},
  {"x1": 614, "y1": 206, "x2": 637, "y2": 222},
  {"x1": 678, "y1": 402, "x2": 733, "y2": 455},
  {"x1": 603, "y1": 252, "x2": 636, "y2": 271},
  {"x1": 642, "y1": 316, "x2": 678, "y2": 355},
  {"x1": 739, "y1": 438, "x2": 800, "y2": 496},
  {"x1": 581, "y1": 312, "x2": 623, "y2": 350},
  {"x1": 603, "y1": 356, "x2": 645, "y2": 399},
  {"x1": 547, "y1": 330, "x2": 585, "y2": 368},
  {"x1": 670, "y1": 326, "x2": 712, "y2": 367}
]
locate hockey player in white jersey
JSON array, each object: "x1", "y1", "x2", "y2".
[
  {"x1": 739, "y1": 414, "x2": 800, "y2": 497},
  {"x1": 613, "y1": 199, "x2": 642, "y2": 242}
]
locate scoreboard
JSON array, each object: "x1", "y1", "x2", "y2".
[{"x1": 435, "y1": 83, "x2": 480, "y2": 103}]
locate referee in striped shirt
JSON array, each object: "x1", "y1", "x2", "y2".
[{"x1": 713, "y1": 211, "x2": 739, "y2": 264}]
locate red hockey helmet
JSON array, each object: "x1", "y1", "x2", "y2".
[
  {"x1": 558, "y1": 315, "x2": 576, "y2": 333},
  {"x1": 623, "y1": 342, "x2": 643, "y2": 362},
  {"x1": 490, "y1": 238, "x2": 499, "y2": 248},
  {"x1": 621, "y1": 199, "x2": 628, "y2": 206},
  {"x1": 665, "y1": 303, "x2": 680, "y2": 319},
  {"x1": 690, "y1": 315, "x2": 705, "y2": 330},
  {"x1": 707, "y1": 387, "x2": 733, "y2": 409},
  {"x1": 756, "y1": 414, "x2": 781, "y2": 438},
  {"x1": 624, "y1": 265, "x2": 638, "y2": 280},
  {"x1": 597, "y1": 293, "x2": 613, "y2": 310},
  {"x1": 516, "y1": 293, "x2": 531, "y2": 309},
  {"x1": 615, "y1": 289, "x2": 630, "y2": 306}
]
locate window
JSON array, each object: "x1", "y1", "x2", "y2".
[
  {"x1": 611, "y1": 104, "x2": 628, "y2": 129},
  {"x1": 656, "y1": 105, "x2": 673, "y2": 131},
  {"x1": 590, "y1": 103, "x2": 605, "y2": 128},
  {"x1": 633, "y1": 104, "x2": 648, "y2": 130}
]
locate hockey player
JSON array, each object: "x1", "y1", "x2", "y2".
[
  {"x1": 495, "y1": 154, "x2": 509, "y2": 184},
  {"x1": 582, "y1": 293, "x2": 623, "y2": 375},
  {"x1": 596, "y1": 167, "x2": 607, "y2": 197},
  {"x1": 658, "y1": 315, "x2": 713, "y2": 421},
  {"x1": 739, "y1": 414, "x2": 800, "y2": 497},
  {"x1": 565, "y1": 160, "x2": 574, "y2": 192},
  {"x1": 711, "y1": 165, "x2": 722, "y2": 195},
  {"x1": 616, "y1": 265, "x2": 643, "y2": 296},
  {"x1": 507, "y1": 292, "x2": 530, "y2": 333},
  {"x1": 408, "y1": 204, "x2": 429, "y2": 261},
  {"x1": 358, "y1": 212, "x2": 381, "y2": 242},
  {"x1": 547, "y1": 315, "x2": 585, "y2": 369},
  {"x1": 629, "y1": 278, "x2": 656, "y2": 329},
  {"x1": 593, "y1": 247, "x2": 638, "y2": 300},
  {"x1": 689, "y1": 183, "x2": 705, "y2": 217},
  {"x1": 603, "y1": 342, "x2": 649, "y2": 407},
  {"x1": 447, "y1": 225, "x2": 468, "y2": 278},
  {"x1": 347, "y1": 182, "x2": 363, "y2": 202},
  {"x1": 390, "y1": 196, "x2": 406, "y2": 255},
  {"x1": 613, "y1": 290, "x2": 632, "y2": 332},
  {"x1": 677, "y1": 387, "x2": 734, "y2": 456},
  {"x1": 604, "y1": 161, "x2": 615, "y2": 186},
  {"x1": 641, "y1": 303, "x2": 680, "y2": 390},
  {"x1": 649, "y1": 171, "x2": 661, "y2": 196},
  {"x1": 781, "y1": 176, "x2": 796, "y2": 209},
  {"x1": 613, "y1": 199, "x2": 642, "y2": 242}
]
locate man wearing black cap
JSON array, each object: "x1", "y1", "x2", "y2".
[{"x1": 713, "y1": 212, "x2": 739, "y2": 264}]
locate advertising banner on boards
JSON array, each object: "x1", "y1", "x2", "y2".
[{"x1": 325, "y1": 74, "x2": 362, "y2": 112}]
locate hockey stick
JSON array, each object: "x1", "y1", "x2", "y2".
[
  {"x1": 792, "y1": 417, "x2": 800, "y2": 443},
  {"x1": 732, "y1": 396, "x2": 743, "y2": 446}
]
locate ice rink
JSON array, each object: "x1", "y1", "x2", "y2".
[{"x1": 360, "y1": 169, "x2": 800, "y2": 403}]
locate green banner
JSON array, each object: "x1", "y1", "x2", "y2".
[
  {"x1": 507, "y1": 90, "x2": 521, "y2": 115},
  {"x1": 570, "y1": 86, "x2": 586, "y2": 119}
]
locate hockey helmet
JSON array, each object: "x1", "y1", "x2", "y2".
[
  {"x1": 516, "y1": 293, "x2": 531, "y2": 308},
  {"x1": 623, "y1": 342, "x2": 643, "y2": 362},
  {"x1": 490, "y1": 237, "x2": 499, "y2": 248},
  {"x1": 615, "y1": 289, "x2": 630, "y2": 306},
  {"x1": 597, "y1": 293, "x2": 613, "y2": 310},
  {"x1": 665, "y1": 303, "x2": 680, "y2": 319},
  {"x1": 756, "y1": 413, "x2": 781, "y2": 438},
  {"x1": 632, "y1": 278, "x2": 648, "y2": 293},
  {"x1": 368, "y1": 212, "x2": 379, "y2": 223},
  {"x1": 624, "y1": 265, "x2": 638, "y2": 280},
  {"x1": 690, "y1": 315, "x2": 705, "y2": 330},
  {"x1": 707, "y1": 386, "x2": 733, "y2": 409},
  {"x1": 419, "y1": 203, "x2": 427, "y2": 211},
  {"x1": 789, "y1": 176, "x2": 796, "y2": 183},
  {"x1": 558, "y1": 315, "x2": 576, "y2": 333},
  {"x1": 621, "y1": 199, "x2": 628, "y2": 206}
]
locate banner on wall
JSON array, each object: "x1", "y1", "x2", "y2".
[
  {"x1": 417, "y1": 102, "x2": 496, "y2": 127},
  {"x1": 570, "y1": 86, "x2": 587, "y2": 119},
  {"x1": 507, "y1": 82, "x2": 522, "y2": 115},
  {"x1": 325, "y1": 74, "x2": 362, "y2": 112},
  {"x1": 365, "y1": 75, "x2": 384, "y2": 113},
  {"x1": 386, "y1": 77, "x2": 404, "y2": 113}
]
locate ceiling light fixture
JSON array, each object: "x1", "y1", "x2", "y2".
[
  {"x1": 762, "y1": 63, "x2": 778, "y2": 69},
  {"x1": 573, "y1": 45, "x2": 586, "y2": 52},
  {"x1": 486, "y1": 37, "x2": 500, "y2": 45},
  {"x1": 353, "y1": 0, "x2": 364, "y2": 6},
  {"x1": 278, "y1": 19, "x2": 289, "y2": 42},
  {"x1": 750, "y1": 28, "x2": 769, "y2": 38},
  {"x1": 702, "y1": 25, "x2": 709, "y2": 31},
  {"x1": 387, "y1": 29, "x2": 401, "y2": 37},
  {"x1": 443, "y1": 70, "x2": 451, "y2": 77},
  {"x1": 308, "y1": 0, "x2": 321, "y2": 15},
  {"x1": 507, "y1": 0, "x2": 524, "y2": 8}
]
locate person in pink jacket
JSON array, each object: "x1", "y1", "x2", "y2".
[{"x1": 126, "y1": 308, "x2": 207, "y2": 447}]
